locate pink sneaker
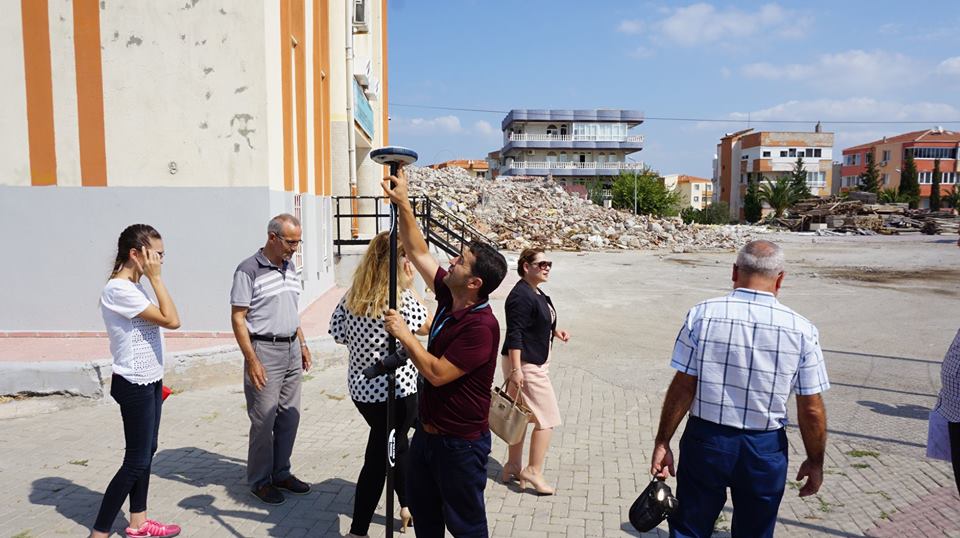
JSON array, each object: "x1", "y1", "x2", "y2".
[{"x1": 125, "y1": 519, "x2": 181, "y2": 538}]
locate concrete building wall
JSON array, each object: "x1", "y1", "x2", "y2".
[
  {"x1": 0, "y1": 0, "x2": 375, "y2": 332},
  {"x1": 0, "y1": 0, "x2": 31, "y2": 187}
]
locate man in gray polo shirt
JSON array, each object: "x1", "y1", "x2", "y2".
[{"x1": 230, "y1": 213, "x2": 312, "y2": 505}]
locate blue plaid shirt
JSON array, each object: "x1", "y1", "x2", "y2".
[{"x1": 670, "y1": 288, "x2": 830, "y2": 431}]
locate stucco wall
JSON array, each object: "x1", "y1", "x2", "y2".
[
  {"x1": 0, "y1": 185, "x2": 333, "y2": 332},
  {"x1": 99, "y1": 2, "x2": 271, "y2": 188}
]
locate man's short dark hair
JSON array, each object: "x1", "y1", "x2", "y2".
[{"x1": 468, "y1": 241, "x2": 507, "y2": 299}]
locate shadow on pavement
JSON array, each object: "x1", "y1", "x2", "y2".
[
  {"x1": 857, "y1": 401, "x2": 930, "y2": 420},
  {"x1": 152, "y1": 446, "x2": 369, "y2": 536},
  {"x1": 29, "y1": 477, "x2": 123, "y2": 533}
]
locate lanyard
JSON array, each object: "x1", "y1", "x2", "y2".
[{"x1": 428, "y1": 301, "x2": 489, "y2": 348}]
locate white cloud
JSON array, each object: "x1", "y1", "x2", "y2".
[
  {"x1": 741, "y1": 50, "x2": 915, "y2": 92},
  {"x1": 657, "y1": 3, "x2": 805, "y2": 47},
  {"x1": 472, "y1": 120, "x2": 496, "y2": 136},
  {"x1": 695, "y1": 99, "x2": 960, "y2": 150},
  {"x1": 393, "y1": 116, "x2": 501, "y2": 139},
  {"x1": 629, "y1": 46, "x2": 655, "y2": 59},
  {"x1": 617, "y1": 19, "x2": 645, "y2": 34},
  {"x1": 937, "y1": 57, "x2": 960, "y2": 76},
  {"x1": 394, "y1": 115, "x2": 463, "y2": 135}
]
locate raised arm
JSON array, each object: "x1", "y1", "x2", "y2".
[{"x1": 382, "y1": 167, "x2": 440, "y2": 291}]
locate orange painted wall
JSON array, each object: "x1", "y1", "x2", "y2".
[
  {"x1": 73, "y1": 0, "x2": 108, "y2": 186},
  {"x1": 21, "y1": 0, "x2": 58, "y2": 186}
]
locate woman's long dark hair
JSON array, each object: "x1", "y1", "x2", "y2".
[{"x1": 110, "y1": 224, "x2": 162, "y2": 278}]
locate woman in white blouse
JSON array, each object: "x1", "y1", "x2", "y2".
[
  {"x1": 91, "y1": 224, "x2": 181, "y2": 538},
  {"x1": 329, "y1": 232, "x2": 433, "y2": 536}
]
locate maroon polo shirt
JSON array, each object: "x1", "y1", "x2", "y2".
[{"x1": 421, "y1": 267, "x2": 500, "y2": 440}]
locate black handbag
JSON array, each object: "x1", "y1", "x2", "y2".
[{"x1": 628, "y1": 478, "x2": 678, "y2": 532}]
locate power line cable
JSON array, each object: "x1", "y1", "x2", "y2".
[{"x1": 389, "y1": 103, "x2": 960, "y2": 125}]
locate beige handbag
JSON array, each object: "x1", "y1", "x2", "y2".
[{"x1": 489, "y1": 380, "x2": 533, "y2": 445}]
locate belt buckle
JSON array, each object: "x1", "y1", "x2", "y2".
[{"x1": 272, "y1": 335, "x2": 279, "y2": 343}]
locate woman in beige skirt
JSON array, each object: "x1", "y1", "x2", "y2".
[{"x1": 500, "y1": 248, "x2": 570, "y2": 495}]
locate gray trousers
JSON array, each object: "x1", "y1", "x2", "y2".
[{"x1": 245, "y1": 339, "x2": 303, "y2": 489}]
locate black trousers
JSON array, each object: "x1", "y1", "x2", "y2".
[
  {"x1": 950, "y1": 421, "x2": 960, "y2": 496},
  {"x1": 350, "y1": 394, "x2": 418, "y2": 536},
  {"x1": 93, "y1": 375, "x2": 162, "y2": 532}
]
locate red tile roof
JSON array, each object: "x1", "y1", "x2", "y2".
[{"x1": 843, "y1": 128, "x2": 960, "y2": 152}]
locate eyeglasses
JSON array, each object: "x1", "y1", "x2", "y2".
[
  {"x1": 535, "y1": 261, "x2": 553, "y2": 270},
  {"x1": 272, "y1": 233, "x2": 302, "y2": 247}
]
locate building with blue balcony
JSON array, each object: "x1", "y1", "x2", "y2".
[{"x1": 494, "y1": 109, "x2": 645, "y2": 187}]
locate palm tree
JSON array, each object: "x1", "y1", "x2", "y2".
[
  {"x1": 759, "y1": 175, "x2": 798, "y2": 218},
  {"x1": 944, "y1": 185, "x2": 960, "y2": 210}
]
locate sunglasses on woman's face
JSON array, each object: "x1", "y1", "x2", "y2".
[{"x1": 535, "y1": 261, "x2": 553, "y2": 270}]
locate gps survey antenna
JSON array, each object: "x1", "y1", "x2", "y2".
[{"x1": 368, "y1": 146, "x2": 418, "y2": 536}]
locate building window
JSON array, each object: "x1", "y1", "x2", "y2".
[
  {"x1": 919, "y1": 172, "x2": 932, "y2": 184},
  {"x1": 780, "y1": 150, "x2": 788, "y2": 157},
  {"x1": 762, "y1": 151, "x2": 771, "y2": 158},
  {"x1": 814, "y1": 148, "x2": 822, "y2": 157},
  {"x1": 694, "y1": 184, "x2": 700, "y2": 190},
  {"x1": 882, "y1": 173, "x2": 889, "y2": 185},
  {"x1": 805, "y1": 148, "x2": 814, "y2": 157},
  {"x1": 789, "y1": 148, "x2": 797, "y2": 157},
  {"x1": 908, "y1": 147, "x2": 958, "y2": 159},
  {"x1": 693, "y1": 196, "x2": 700, "y2": 202},
  {"x1": 843, "y1": 154, "x2": 861, "y2": 166},
  {"x1": 881, "y1": 150, "x2": 891, "y2": 161},
  {"x1": 546, "y1": 124, "x2": 557, "y2": 136}
]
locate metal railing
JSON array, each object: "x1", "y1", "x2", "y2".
[
  {"x1": 332, "y1": 195, "x2": 496, "y2": 258},
  {"x1": 504, "y1": 161, "x2": 646, "y2": 170},
  {"x1": 506, "y1": 133, "x2": 644, "y2": 143}
]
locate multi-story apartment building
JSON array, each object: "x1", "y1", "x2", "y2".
[
  {"x1": 493, "y1": 109, "x2": 645, "y2": 187},
  {"x1": 714, "y1": 128, "x2": 834, "y2": 220},
  {"x1": 840, "y1": 128, "x2": 960, "y2": 208},
  {"x1": 0, "y1": 0, "x2": 389, "y2": 332},
  {"x1": 663, "y1": 175, "x2": 713, "y2": 210}
]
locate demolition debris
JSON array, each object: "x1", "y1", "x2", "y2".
[{"x1": 404, "y1": 166, "x2": 762, "y2": 252}]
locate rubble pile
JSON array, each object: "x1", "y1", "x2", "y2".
[
  {"x1": 404, "y1": 166, "x2": 762, "y2": 252},
  {"x1": 781, "y1": 194, "x2": 960, "y2": 236}
]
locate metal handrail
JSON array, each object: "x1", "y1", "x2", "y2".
[{"x1": 332, "y1": 195, "x2": 496, "y2": 258}]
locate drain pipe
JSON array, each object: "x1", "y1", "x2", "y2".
[{"x1": 345, "y1": 3, "x2": 359, "y2": 238}]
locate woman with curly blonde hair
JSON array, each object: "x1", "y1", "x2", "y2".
[{"x1": 329, "y1": 232, "x2": 433, "y2": 535}]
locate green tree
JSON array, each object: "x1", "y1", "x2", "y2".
[
  {"x1": 930, "y1": 158, "x2": 942, "y2": 211},
  {"x1": 743, "y1": 174, "x2": 763, "y2": 223},
  {"x1": 610, "y1": 169, "x2": 681, "y2": 217},
  {"x1": 680, "y1": 202, "x2": 732, "y2": 225},
  {"x1": 899, "y1": 150, "x2": 920, "y2": 209},
  {"x1": 878, "y1": 188, "x2": 910, "y2": 204},
  {"x1": 789, "y1": 155, "x2": 812, "y2": 199},
  {"x1": 759, "y1": 175, "x2": 799, "y2": 218},
  {"x1": 858, "y1": 151, "x2": 881, "y2": 194},
  {"x1": 943, "y1": 185, "x2": 960, "y2": 209}
]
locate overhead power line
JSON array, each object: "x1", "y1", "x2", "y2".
[{"x1": 389, "y1": 103, "x2": 960, "y2": 125}]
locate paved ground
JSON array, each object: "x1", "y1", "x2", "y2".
[{"x1": 2, "y1": 233, "x2": 960, "y2": 537}]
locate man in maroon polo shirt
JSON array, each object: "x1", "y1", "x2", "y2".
[{"x1": 381, "y1": 167, "x2": 507, "y2": 538}]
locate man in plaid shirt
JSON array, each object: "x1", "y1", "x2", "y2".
[{"x1": 650, "y1": 240, "x2": 829, "y2": 538}]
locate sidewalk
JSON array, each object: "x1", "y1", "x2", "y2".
[{"x1": 0, "y1": 286, "x2": 349, "y2": 399}]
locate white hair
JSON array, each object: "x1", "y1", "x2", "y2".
[
  {"x1": 268, "y1": 213, "x2": 301, "y2": 236},
  {"x1": 736, "y1": 240, "x2": 784, "y2": 277}
]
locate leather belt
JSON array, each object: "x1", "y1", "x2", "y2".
[{"x1": 250, "y1": 333, "x2": 297, "y2": 343}]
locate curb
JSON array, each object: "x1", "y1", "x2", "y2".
[{"x1": 0, "y1": 335, "x2": 346, "y2": 399}]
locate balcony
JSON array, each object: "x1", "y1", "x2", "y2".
[
  {"x1": 502, "y1": 161, "x2": 646, "y2": 176},
  {"x1": 507, "y1": 134, "x2": 644, "y2": 143}
]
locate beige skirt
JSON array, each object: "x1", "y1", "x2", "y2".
[{"x1": 500, "y1": 355, "x2": 562, "y2": 430}]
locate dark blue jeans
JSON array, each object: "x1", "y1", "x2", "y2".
[
  {"x1": 406, "y1": 427, "x2": 491, "y2": 538},
  {"x1": 93, "y1": 375, "x2": 162, "y2": 533},
  {"x1": 669, "y1": 416, "x2": 788, "y2": 538}
]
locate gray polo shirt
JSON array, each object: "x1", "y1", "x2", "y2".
[{"x1": 230, "y1": 250, "x2": 301, "y2": 337}]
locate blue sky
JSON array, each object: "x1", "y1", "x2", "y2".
[{"x1": 386, "y1": 1, "x2": 960, "y2": 178}]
